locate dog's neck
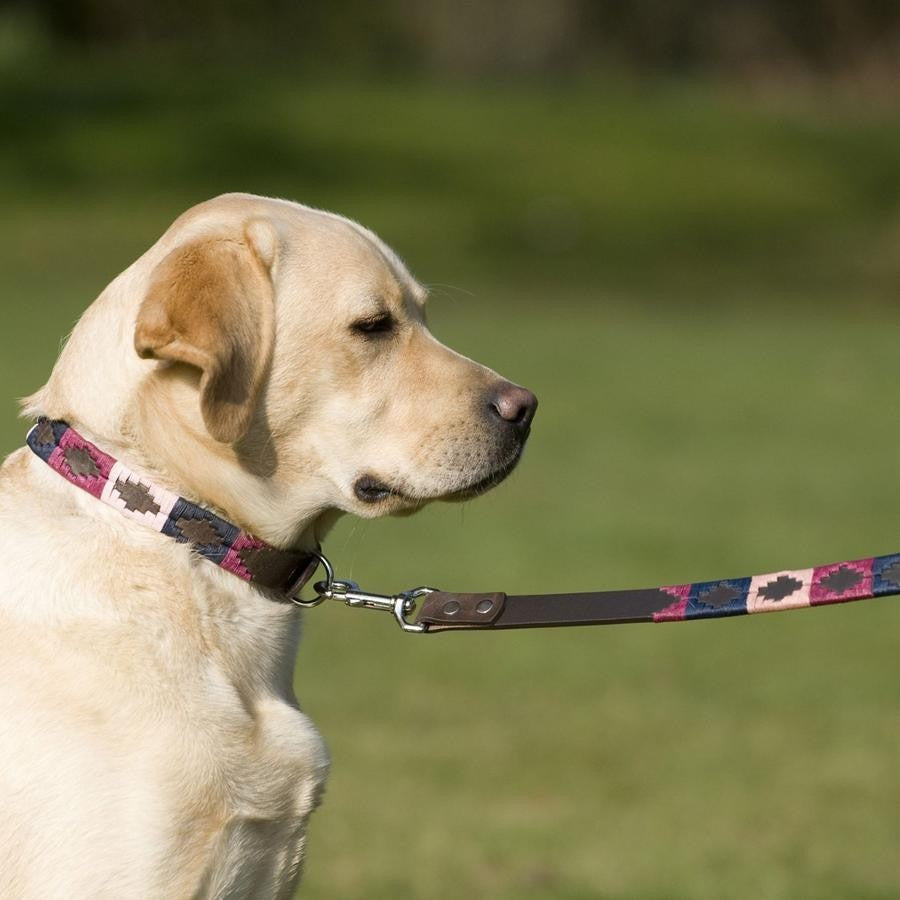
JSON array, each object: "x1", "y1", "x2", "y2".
[
  {"x1": 130, "y1": 381, "x2": 332, "y2": 551},
  {"x1": 8, "y1": 445, "x2": 310, "y2": 705},
  {"x1": 23, "y1": 266, "x2": 333, "y2": 552}
]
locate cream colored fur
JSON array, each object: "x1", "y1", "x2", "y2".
[{"x1": 0, "y1": 194, "x2": 532, "y2": 898}]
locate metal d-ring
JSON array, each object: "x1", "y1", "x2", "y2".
[{"x1": 288, "y1": 551, "x2": 335, "y2": 608}]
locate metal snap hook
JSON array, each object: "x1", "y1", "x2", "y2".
[{"x1": 289, "y1": 550, "x2": 437, "y2": 633}]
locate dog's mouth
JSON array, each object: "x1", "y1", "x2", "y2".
[
  {"x1": 353, "y1": 474, "x2": 403, "y2": 504},
  {"x1": 353, "y1": 449, "x2": 524, "y2": 508}
]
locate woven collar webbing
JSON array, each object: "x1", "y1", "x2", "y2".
[{"x1": 26, "y1": 418, "x2": 318, "y2": 599}]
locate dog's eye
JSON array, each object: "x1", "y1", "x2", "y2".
[{"x1": 351, "y1": 313, "x2": 395, "y2": 336}]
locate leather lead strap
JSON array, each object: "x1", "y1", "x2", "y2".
[
  {"x1": 414, "y1": 553, "x2": 900, "y2": 631},
  {"x1": 416, "y1": 592, "x2": 507, "y2": 631},
  {"x1": 417, "y1": 587, "x2": 678, "y2": 631}
]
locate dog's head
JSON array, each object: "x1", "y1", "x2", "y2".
[{"x1": 27, "y1": 194, "x2": 536, "y2": 546}]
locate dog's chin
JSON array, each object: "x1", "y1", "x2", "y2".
[
  {"x1": 351, "y1": 450, "x2": 523, "y2": 515},
  {"x1": 442, "y1": 452, "x2": 523, "y2": 502}
]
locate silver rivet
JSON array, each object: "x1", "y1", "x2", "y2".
[
  {"x1": 442, "y1": 600, "x2": 461, "y2": 616},
  {"x1": 476, "y1": 599, "x2": 494, "y2": 614}
]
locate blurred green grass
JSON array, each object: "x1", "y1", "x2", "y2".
[{"x1": 1, "y1": 61, "x2": 900, "y2": 899}]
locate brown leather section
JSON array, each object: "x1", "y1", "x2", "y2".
[
  {"x1": 116, "y1": 478, "x2": 162, "y2": 516},
  {"x1": 240, "y1": 546, "x2": 318, "y2": 594},
  {"x1": 418, "y1": 587, "x2": 677, "y2": 631},
  {"x1": 34, "y1": 420, "x2": 55, "y2": 445},
  {"x1": 63, "y1": 446, "x2": 100, "y2": 477},
  {"x1": 417, "y1": 591, "x2": 506, "y2": 629},
  {"x1": 177, "y1": 516, "x2": 224, "y2": 547},
  {"x1": 495, "y1": 588, "x2": 677, "y2": 627}
]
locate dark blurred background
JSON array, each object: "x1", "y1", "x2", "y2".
[
  {"x1": 1, "y1": 4, "x2": 899, "y2": 899},
  {"x1": 13, "y1": 0, "x2": 900, "y2": 81}
]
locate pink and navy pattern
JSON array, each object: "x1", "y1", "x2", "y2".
[
  {"x1": 27, "y1": 419, "x2": 318, "y2": 598},
  {"x1": 649, "y1": 554, "x2": 898, "y2": 623}
]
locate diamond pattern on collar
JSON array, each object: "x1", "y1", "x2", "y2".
[
  {"x1": 115, "y1": 477, "x2": 161, "y2": 516},
  {"x1": 176, "y1": 516, "x2": 226, "y2": 548},
  {"x1": 63, "y1": 446, "x2": 100, "y2": 478}
]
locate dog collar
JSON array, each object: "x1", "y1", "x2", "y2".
[{"x1": 26, "y1": 418, "x2": 320, "y2": 601}]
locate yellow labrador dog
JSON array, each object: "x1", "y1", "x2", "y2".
[{"x1": 0, "y1": 193, "x2": 536, "y2": 898}]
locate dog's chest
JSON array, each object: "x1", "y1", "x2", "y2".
[
  {"x1": 196, "y1": 662, "x2": 327, "y2": 814},
  {"x1": 160, "y1": 658, "x2": 328, "y2": 896},
  {"x1": 169, "y1": 583, "x2": 329, "y2": 825}
]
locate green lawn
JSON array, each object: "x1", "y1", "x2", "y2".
[{"x1": 1, "y1": 62, "x2": 899, "y2": 898}]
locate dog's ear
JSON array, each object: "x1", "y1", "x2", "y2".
[{"x1": 134, "y1": 222, "x2": 277, "y2": 444}]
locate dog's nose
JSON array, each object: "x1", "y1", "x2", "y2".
[{"x1": 488, "y1": 382, "x2": 538, "y2": 430}]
